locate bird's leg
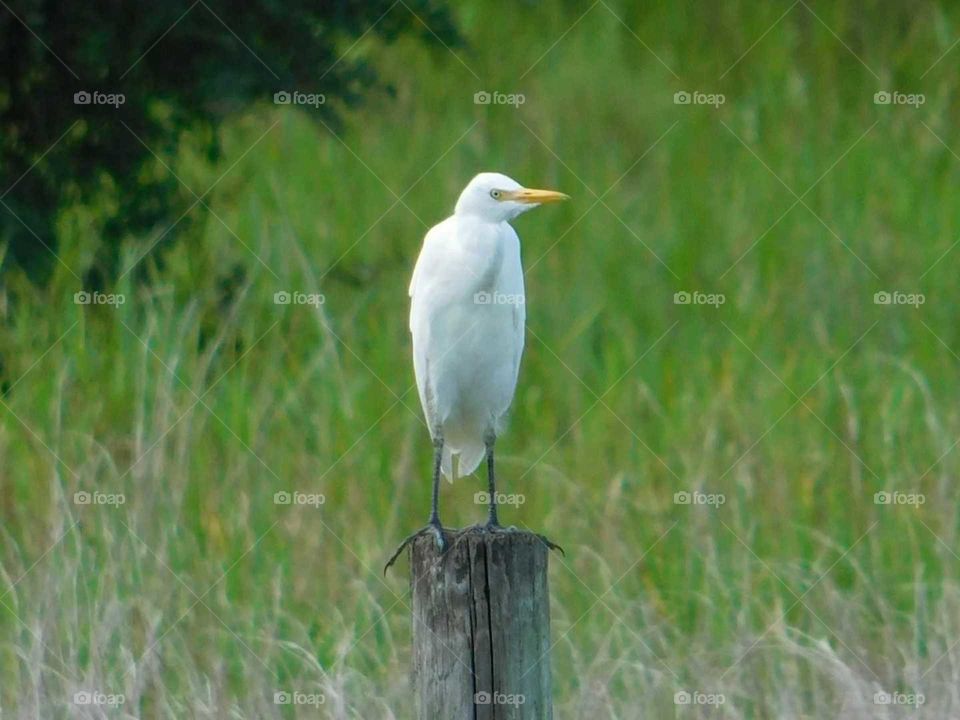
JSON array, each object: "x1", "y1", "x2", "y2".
[
  {"x1": 484, "y1": 433, "x2": 500, "y2": 529},
  {"x1": 384, "y1": 434, "x2": 447, "y2": 574},
  {"x1": 427, "y1": 434, "x2": 445, "y2": 546},
  {"x1": 476, "y1": 432, "x2": 564, "y2": 555}
]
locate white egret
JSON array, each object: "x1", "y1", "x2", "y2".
[{"x1": 386, "y1": 172, "x2": 568, "y2": 568}]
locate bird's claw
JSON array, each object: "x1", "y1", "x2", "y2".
[
  {"x1": 476, "y1": 523, "x2": 565, "y2": 556},
  {"x1": 385, "y1": 524, "x2": 564, "y2": 573},
  {"x1": 383, "y1": 522, "x2": 447, "y2": 574},
  {"x1": 534, "y1": 533, "x2": 565, "y2": 556}
]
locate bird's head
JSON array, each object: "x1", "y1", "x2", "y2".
[{"x1": 454, "y1": 172, "x2": 569, "y2": 222}]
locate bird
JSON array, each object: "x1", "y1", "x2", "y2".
[{"x1": 386, "y1": 172, "x2": 568, "y2": 570}]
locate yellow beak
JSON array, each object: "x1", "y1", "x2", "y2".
[{"x1": 505, "y1": 188, "x2": 570, "y2": 204}]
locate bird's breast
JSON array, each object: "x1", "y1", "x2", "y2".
[{"x1": 450, "y1": 218, "x2": 511, "y2": 297}]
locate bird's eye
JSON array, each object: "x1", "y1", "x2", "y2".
[{"x1": 490, "y1": 189, "x2": 502, "y2": 199}]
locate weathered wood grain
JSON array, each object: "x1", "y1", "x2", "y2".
[{"x1": 410, "y1": 529, "x2": 553, "y2": 719}]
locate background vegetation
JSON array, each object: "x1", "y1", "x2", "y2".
[{"x1": 2, "y1": 1, "x2": 960, "y2": 717}]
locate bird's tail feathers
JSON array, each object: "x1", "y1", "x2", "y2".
[{"x1": 441, "y1": 443, "x2": 485, "y2": 483}]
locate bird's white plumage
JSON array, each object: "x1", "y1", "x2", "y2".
[{"x1": 409, "y1": 173, "x2": 549, "y2": 479}]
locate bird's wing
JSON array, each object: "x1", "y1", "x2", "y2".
[
  {"x1": 408, "y1": 218, "x2": 455, "y2": 429},
  {"x1": 408, "y1": 219, "x2": 449, "y2": 303},
  {"x1": 503, "y1": 225, "x2": 526, "y2": 397},
  {"x1": 512, "y1": 289, "x2": 525, "y2": 381}
]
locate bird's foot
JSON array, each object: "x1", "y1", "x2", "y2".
[
  {"x1": 478, "y1": 522, "x2": 566, "y2": 556},
  {"x1": 383, "y1": 521, "x2": 447, "y2": 574}
]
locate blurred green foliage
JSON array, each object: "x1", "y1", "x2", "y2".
[
  {"x1": 3, "y1": 1, "x2": 960, "y2": 716},
  {"x1": 0, "y1": 0, "x2": 459, "y2": 283}
]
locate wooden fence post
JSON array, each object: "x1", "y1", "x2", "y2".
[{"x1": 409, "y1": 530, "x2": 554, "y2": 719}]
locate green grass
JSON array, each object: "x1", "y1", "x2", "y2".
[{"x1": 3, "y1": 1, "x2": 960, "y2": 716}]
